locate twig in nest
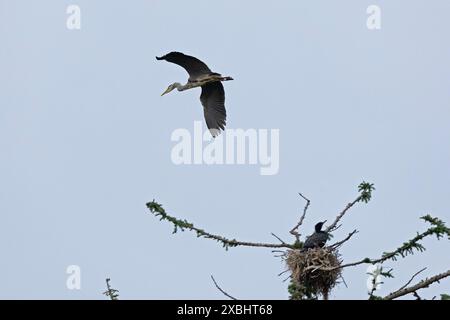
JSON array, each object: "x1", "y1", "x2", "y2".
[
  {"x1": 283, "y1": 274, "x2": 292, "y2": 282},
  {"x1": 278, "y1": 269, "x2": 290, "y2": 277}
]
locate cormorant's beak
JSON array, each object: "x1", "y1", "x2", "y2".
[
  {"x1": 322, "y1": 220, "x2": 327, "y2": 224},
  {"x1": 161, "y1": 87, "x2": 172, "y2": 96}
]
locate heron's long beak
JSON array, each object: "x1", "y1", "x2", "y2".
[{"x1": 161, "y1": 87, "x2": 171, "y2": 96}]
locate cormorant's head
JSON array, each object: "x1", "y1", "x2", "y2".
[
  {"x1": 161, "y1": 82, "x2": 181, "y2": 96},
  {"x1": 315, "y1": 220, "x2": 327, "y2": 232}
]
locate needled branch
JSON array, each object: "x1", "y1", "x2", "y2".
[
  {"x1": 325, "y1": 182, "x2": 375, "y2": 233},
  {"x1": 146, "y1": 201, "x2": 296, "y2": 250},
  {"x1": 314, "y1": 215, "x2": 450, "y2": 271},
  {"x1": 147, "y1": 181, "x2": 449, "y2": 300}
]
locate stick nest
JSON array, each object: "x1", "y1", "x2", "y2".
[{"x1": 286, "y1": 247, "x2": 342, "y2": 299}]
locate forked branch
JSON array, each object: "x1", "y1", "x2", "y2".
[{"x1": 290, "y1": 193, "x2": 311, "y2": 242}]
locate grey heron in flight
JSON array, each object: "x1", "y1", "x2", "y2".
[{"x1": 156, "y1": 52, "x2": 233, "y2": 137}]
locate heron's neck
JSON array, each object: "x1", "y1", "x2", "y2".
[
  {"x1": 177, "y1": 82, "x2": 197, "y2": 91},
  {"x1": 172, "y1": 83, "x2": 183, "y2": 91},
  {"x1": 174, "y1": 82, "x2": 191, "y2": 92},
  {"x1": 177, "y1": 76, "x2": 234, "y2": 92}
]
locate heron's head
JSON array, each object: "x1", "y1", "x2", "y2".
[
  {"x1": 161, "y1": 82, "x2": 181, "y2": 96},
  {"x1": 315, "y1": 220, "x2": 327, "y2": 232}
]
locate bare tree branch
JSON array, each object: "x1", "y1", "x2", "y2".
[
  {"x1": 211, "y1": 275, "x2": 237, "y2": 300},
  {"x1": 278, "y1": 269, "x2": 290, "y2": 277},
  {"x1": 329, "y1": 229, "x2": 359, "y2": 250},
  {"x1": 384, "y1": 269, "x2": 450, "y2": 300},
  {"x1": 325, "y1": 182, "x2": 375, "y2": 233},
  {"x1": 271, "y1": 233, "x2": 287, "y2": 244},
  {"x1": 325, "y1": 196, "x2": 362, "y2": 233},
  {"x1": 412, "y1": 291, "x2": 423, "y2": 300},
  {"x1": 396, "y1": 267, "x2": 427, "y2": 292},
  {"x1": 290, "y1": 193, "x2": 310, "y2": 242}
]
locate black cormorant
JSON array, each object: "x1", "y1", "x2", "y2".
[{"x1": 301, "y1": 220, "x2": 329, "y2": 251}]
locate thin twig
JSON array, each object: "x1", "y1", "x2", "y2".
[
  {"x1": 396, "y1": 267, "x2": 427, "y2": 292},
  {"x1": 282, "y1": 274, "x2": 292, "y2": 282},
  {"x1": 369, "y1": 285, "x2": 378, "y2": 298},
  {"x1": 340, "y1": 275, "x2": 348, "y2": 288},
  {"x1": 325, "y1": 195, "x2": 362, "y2": 233},
  {"x1": 412, "y1": 291, "x2": 422, "y2": 300},
  {"x1": 272, "y1": 249, "x2": 286, "y2": 258},
  {"x1": 383, "y1": 269, "x2": 450, "y2": 300},
  {"x1": 329, "y1": 229, "x2": 358, "y2": 249},
  {"x1": 290, "y1": 193, "x2": 311, "y2": 242},
  {"x1": 278, "y1": 269, "x2": 290, "y2": 277},
  {"x1": 271, "y1": 233, "x2": 287, "y2": 244},
  {"x1": 211, "y1": 275, "x2": 237, "y2": 300}
]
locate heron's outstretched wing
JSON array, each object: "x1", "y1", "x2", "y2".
[
  {"x1": 200, "y1": 82, "x2": 227, "y2": 137},
  {"x1": 156, "y1": 52, "x2": 212, "y2": 81}
]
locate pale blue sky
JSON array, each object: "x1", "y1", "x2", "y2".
[{"x1": 0, "y1": 0, "x2": 449, "y2": 299}]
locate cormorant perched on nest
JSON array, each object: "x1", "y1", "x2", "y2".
[
  {"x1": 302, "y1": 220, "x2": 329, "y2": 251},
  {"x1": 287, "y1": 220, "x2": 341, "y2": 299}
]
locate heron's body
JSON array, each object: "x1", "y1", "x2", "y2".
[
  {"x1": 301, "y1": 221, "x2": 329, "y2": 251},
  {"x1": 171, "y1": 75, "x2": 233, "y2": 92},
  {"x1": 156, "y1": 52, "x2": 233, "y2": 137}
]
